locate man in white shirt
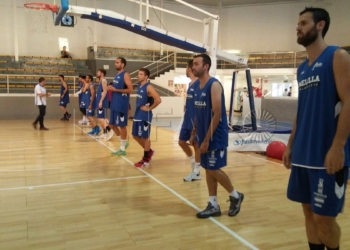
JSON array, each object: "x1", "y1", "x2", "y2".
[{"x1": 33, "y1": 77, "x2": 51, "y2": 130}]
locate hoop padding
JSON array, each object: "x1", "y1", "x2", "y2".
[{"x1": 24, "y1": 3, "x2": 59, "y2": 13}]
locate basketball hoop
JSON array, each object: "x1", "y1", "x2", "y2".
[{"x1": 24, "y1": 2, "x2": 59, "y2": 33}]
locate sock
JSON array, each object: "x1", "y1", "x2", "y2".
[
  {"x1": 326, "y1": 246, "x2": 339, "y2": 250},
  {"x1": 309, "y1": 243, "x2": 326, "y2": 250},
  {"x1": 230, "y1": 190, "x2": 239, "y2": 199},
  {"x1": 144, "y1": 151, "x2": 150, "y2": 159},
  {"x1": 189, "y1": 155, "x2": 195, "y2": 163},
  {"x1": 193, "y1": 162, "x2": 201, "y2": 174},
  {"x1": 120, "y1": 140, "x2": 127, "y2": 151},
  {"x1": 83, "y1": 116, "x2": 87, "y2": 122},
  {"x1": 209, "y1": 196, "x2": 218, "y2": 208},
  {"x1": 106, "y1": 126, "x2": 111, "y2": 132}
]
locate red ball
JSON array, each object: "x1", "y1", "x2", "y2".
[{"x1": 266, "y1": 141, "x2": 287, "y2": 160}]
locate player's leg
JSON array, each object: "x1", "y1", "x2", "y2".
[
  {"x1": 96, "y1": 109, "x2": 113, "y2": 140},
  {"x1": 309, "y1": 168, "x2": 348, "y2": 249},
  {"x1": 287, "y1": 166, "x2": 326, "y2": 249},
  {"x1": 87, "y1": 109, "x2": 100, "y2": 135},
  {"x1": 112, "y1": 112, "x2": 129, "y2": 156},
  {"x1": 109, "y1": 111, "x2": 121, "y2": 142}
]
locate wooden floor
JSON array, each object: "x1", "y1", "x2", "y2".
[{"x1": 0, "y1": 120, "x2": 349, "y2": 250}]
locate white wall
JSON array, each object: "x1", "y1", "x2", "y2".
[
  {"x1": 220, "y1": 0, "x2": 350, "y2": 52},
  {"x1": 152, "y1": 96, "x2": 184, "y2": 118}
]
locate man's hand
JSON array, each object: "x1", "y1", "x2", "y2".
[
  {"x1": 47, "y1": 93, "x2": 52, "y2": 97},
  {"x1": 98, "y1": 102, "x2": 102, "y2": 109},
  {"x1": 140, "y1": 106, "x2": 150, "y2": 112},
  {"x1": 282, "y1": 146, "x2": 292, "y2": 169},
  {"x1": 199, "y1": 141, "x2": 209, "y2": 154},
  {"x1": 108, "y1": 86, "x2": 117, "y2": 92},
  {"x1": 324, "y1": 145, "x2": 345, "y2": 174}
]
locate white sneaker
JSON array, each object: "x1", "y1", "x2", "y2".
[
  {"x1": 78, "y1": 119, "x2": 84, "y2": 124},
  {"x1": 106, "y1": 130, "x2": 114, "y2": 141},
  {"x1": 183, "y1": 172, "x2": 201, "y2": 182}
]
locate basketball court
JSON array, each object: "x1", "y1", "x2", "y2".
[{"x1": 1, "y1": 0, "x2": 350, "y2": 249}]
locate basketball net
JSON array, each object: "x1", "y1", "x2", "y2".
[
  {"x1": 24, "y1": 3, "x2": 58, "y2": 34},
  {"x1": 25, "y1": 8, "x2": 49, "y2": 33}
]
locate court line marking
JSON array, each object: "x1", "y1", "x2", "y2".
[
  {"x1": 0, "y1": 146, "x2": 53, "y2": 152},
  {"x1": 0, "y1": 176, "x2": 148, "y2": 191},
  {"x1": 0, "y1": 168, "x2": 63, "y2": 172},
  {"x1": 75, "y1": 124, "x2": 259, "y2": 250}
]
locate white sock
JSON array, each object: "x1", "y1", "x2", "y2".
[
  {"x1": 120, "y1": 140, "x2": 126, "y2": 151},
  {"x1": 230, "y1": 190, "x2": 239, "y2": 199},
  {"x1": 209, "y1": 196, "x2": 218, "y2": 208},
  {"x1": 83, "y1": 116, "x2": 87, "y2": 122},
  {"x1": 193, "y1": 162, "x2": 201, "y2": 174},
  {"x1": 189, "y1": 155, "x2": 195, "y2": 163}
]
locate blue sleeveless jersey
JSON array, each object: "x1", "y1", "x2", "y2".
[
  {"x1": 110, "y1": 71, "x2": 130, "y2": 113},
  {"x1": 95, "y1": 80, "x2": 108, "y2": 109},
  {"x1": 292, "y1": 46, "x2": 350, "y2": 168},
  {"x1": 194, "y1": 77, "x2": 228, "y2": 151},
  {"x1": 60, "y1": 83, "x2": 70, "y2": 103},
  {"x1": 134, "y1": 82, "x2": 154, "y2": 123},
  {"x1": 182, "y1": 80, "x2": 199, "y2": 130},
  {"x1": 80, "y1": 84, "x2": 96, "y2": 109}
]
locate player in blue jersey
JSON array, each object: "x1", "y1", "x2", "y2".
[
  {"x1": 132, "y1": 68, "x2": 161, "y2": 168},
  {"x1": 95, "y1": 69, "x2": 114, "y2": 141},
  {"x1": 76, "y1": 76, "x2": 88, "y2": 125},
  {"x1": 82, "y1": 75, "x2": 101, "y2": 135},
  {"x1": 108, "y1": 57, "x2": 133, "y2": 155},
  {"x1": 58, "y1": 75, "x2": 71, "y2": 121},
  {"x1": 191, "y1": 54, "x2": 244, "y2": 219},
  {"x1": 179, "y1": 59, "x2": 201, "y2": 182},
  {"x1": 283, "y1": 8, "x2": 350, "y2": 250}
]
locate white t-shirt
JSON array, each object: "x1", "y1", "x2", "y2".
[{"x1": 34, "y1": 84, "x2": 46, "y2": 106}]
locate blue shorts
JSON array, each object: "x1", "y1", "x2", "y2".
[
  {"x1": 287, "y1": 166, "x2": 348, "y2": 217},
  {"x1": 86, "y1": 109, "x2": 95, "y2": 117},
  {"x1": 132, "y1": 120, "x2": 151, "y2": 139},
  {"x1": 109, "y1": 111, "x2": 128, "y2": 127},
  {"x1": 201, "y1": 148, "x2": 227, "y2": 170},
  {"x1": 179, "y1": 128, "x2": 192, "y2": 141},
  {"x1": 59, "y1": 101, "x2": 68, "y2": 108},
  {"x1": 96, "y1": 108, "x2": 108, "y2": 119}
]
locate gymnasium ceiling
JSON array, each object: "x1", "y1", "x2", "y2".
[{"x1": 182, "y1": 0, "x2": 327, "y2": 7}]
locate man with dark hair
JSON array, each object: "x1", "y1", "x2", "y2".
[
  {"x1": 58, "y1": 74, "x2": 71, "y2": 121},
  {"x1": 61, "y1": 46, "x2": 72, "y2": 59},
  {"x1": 83, "y1": 75, "x2": 100, "y2": 135},
  {"x1": 95, "y1": 69, "x2": 113, "y2": 140},
  {"x1": 283, "y1": 7, "x2": 350, "y2": 250},
  {"x1": 191, "y1": 53, "x2": 243, "y2": 219},
  {"x1": 179, "y1": 59, "x2": 201, "y2": 181},
  {"x1": 108, "y1": 57, "x2": 133, "y2": 155},
  {"x1": 33, "y1": 77, "x2": 51, "y2": 130},
  {"x1": 132, "y1": 68, "x2": 161, "y2": 167}
]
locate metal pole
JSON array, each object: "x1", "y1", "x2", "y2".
[
  {"x1": 14, "y1": 0, "x2": 19, "y2": 62},
  {"x1": 146, "y1": 0, "x2": 149, "y2": 22},
  {"x1": 229, "y1": 71, "x2": 236, "y2": 125},
  {"x1": 246, "y1": 69, "x2": 257, "y2": 131},
  {"x1": 174, "y1": 0, "x2": 218, "y2": 19},
  {"x1": 6, "y1": 75, "x2": 9, "y2": 94},
  {"x1": 139, "y1": 0, "x2": 142, "y2": 22}
]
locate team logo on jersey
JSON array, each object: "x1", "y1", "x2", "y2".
[
  {"x1": 98, "y1": 109, "x2": 103, "y2": 115},
  {"x1": 122, "y1": 94, "x2": 127, "y2": 97},
  {"x1": 335, "y1": 182, "x2": 345, "y2": 199},
  {"x1": 187, "y1": 94, "x2": 193, "y2": 100},
  {"x1": 299, "y1": 75, "x2": 320, "y2": 90},
  {"x1": 314, "y1": 178, "x2": 326, "y2": 208},
  {"x1": 301, "y1": 71, "x2": 305, "y2": 75},
  {"x1": 208, "y1": 150, "x2": 217, "y2": 167},
  {"x1": 201, "y1": 92, "x2": 206, "y2": 97},
  {"x1": 116, "y1": 116, "x2": 119, "y2": 125},
  {"x1": 143, "y1": 123, "x2": 149, "y2": 131},
  {"x1": 88, "y1": 110, "x2": 92, "y2": 113},
  {"x1": 61, "y1": 101, "x2": 64, "y2": 104},
  {"x1": 190, "y1": 88, "x2": 194, "y2": 92},
  {"x1": 140, "y1": 90, "x2": 144, "y2": 93},
  {"x1": 120, "y1": 115, "x2": 125, "y2": 122},
  {"x1": 220, "y1": 150, "x2": 225, "y2": 158},
  {"x1": 138, "y1": 125, "x2": 142, "y2": 136},
  {"x1": 312, "y1": 62, "x2": 323, "y2": 71},
  {"x1": 137, "y1": 94, "x2": 142, "y2": 99},
  {"x1": 85, "y1": 91, "x2": 88, "y2": 94},
  {"x1": 194, "y1": 101, "x2": 206, "y2": 108},
  {"x1": 81, "y1": 102, "x2": 85, "y2": 106}
]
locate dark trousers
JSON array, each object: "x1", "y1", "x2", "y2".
[{"x1": 34, "y1": 105, "x2": 46, "y2": 128}]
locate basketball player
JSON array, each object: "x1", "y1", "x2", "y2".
[
  {"x1": 58, "y1": 74, "x2": 71, "y2": 121},
  {"x1": 95, "y1": 69, "x2": 113, "y2": 140},
  {"x1": 191, "y1": 54, "x2": 243, "y2": 219},
  {"x1": 283, "y1": 8, "x2": 350, "y2": 250},
  {"x1": 76, "y1": 75, "x2": 89, "y2": 125},
  {"x1": 33, "y1": 77, "x2": 51, "y2": 130},
  {"x1": 132, "y1": 68, "x2": 161, "y2": 167},
  {"x1": 179, "y1": 59, "x2": 201, "y2": 181},
  {"x1": 82, "y1": 75, "x2": 100, "y2": 135},
  {"x1": 108, "y1": 57, "x2": 133, "y2": 155}
]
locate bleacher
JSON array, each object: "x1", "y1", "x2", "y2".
[{"x1": 0, "y1": 55, "x2": 92, "y2": 94}]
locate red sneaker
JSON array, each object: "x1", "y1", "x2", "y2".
[{"x1": 134, "y1": 157, "x2": 150, "y2": 168}]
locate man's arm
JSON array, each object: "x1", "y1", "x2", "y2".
[
  {"x1": 142, "y1": 85, "x2": 161, "y2": 111},
  {"x1": 202, "y1": 81, "x2": 223, "y2": 144},
  {"x1": 324, "y1": 49, "x2": 350, "y2": 174},
  {"x1": 61, "y1": 81, "x2": 68, "y2": 98},
  {"x1": 88, "y1": 84, "x2": 95, "y2": 109}
]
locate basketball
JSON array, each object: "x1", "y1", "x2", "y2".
[{"x1": 266, "y1": 141, "x2": 287, "y2": 160}]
